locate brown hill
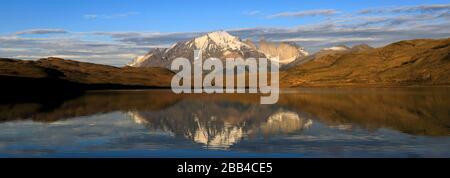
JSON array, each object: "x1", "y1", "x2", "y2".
[
  {"x1": 0, "y1": 57, "x2": 174, "y2": 96},
  {"x1": 281, "y1": 38, "x2": 450, "y2": 87}
]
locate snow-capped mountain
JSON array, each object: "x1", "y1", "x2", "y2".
[
  {"x1": 191, "y1": 31, "x2": 248, "y2": 51},
  {"x1": 128, "y1": 31, "x2": 308, "y2": 68},
  {"x1": 128, "y1": 31, "x2": 265, "y2": 68}
]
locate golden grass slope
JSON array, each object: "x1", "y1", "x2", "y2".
[{"x1": 282, "y1": 38, "x2": 450, "y2": 87}]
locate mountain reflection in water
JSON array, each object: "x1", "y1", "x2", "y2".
[
  {"x1": 127, "y1": 106, "x2": 313, "y2": 149},
  {"x1": 0, "y1": 88, "x2": 449, "y2": 157}
]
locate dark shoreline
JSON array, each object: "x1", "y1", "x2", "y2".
[{"x1": 0, "y1": 75, "x2": 171, "y2": 102}]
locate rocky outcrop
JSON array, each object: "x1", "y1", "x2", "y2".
[{"x1": 258, "y1": 40, "x2": 309, "y2": 64}]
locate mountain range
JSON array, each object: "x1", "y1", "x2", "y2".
[
  {"x1": 0, "y1": 31, "x2": 449, "y2": 92},
  {"x1": 128, "y1": 31, "x2": 309, "y2": 68}
]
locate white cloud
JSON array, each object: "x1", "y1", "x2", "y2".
[
  {"x1": 358, "y1": 4, "x2": 450, "y2": 14},
  {"x1": 15, "y1": 29, "x2": 68, "y2": 35},
  {"x1": 268, "y1": 9, "x2": 339, "y2": 18},
  {"x1": 243, "y1": 10, "x2": 262, "y2": 16},
  {"x1": 0, "y1": 35, "x2": 150, "y2": 66},
  {"x1": 271, "y1": 37, "x2": 378, "y2": 43},
  {"x1": 83, "y1": 12, "x2": 140, "y2": 20}
]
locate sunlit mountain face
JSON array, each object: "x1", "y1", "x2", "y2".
[{"x1": 0, "y1": 88, "x2": 449, "y2": 157}]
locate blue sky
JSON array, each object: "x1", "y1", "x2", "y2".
[
  {"x1": 1, "y1": 0, "x2": 449, "y2": 33},
  {"x1": 0, "y1": 0, "x2": 449, "y2": 66}
]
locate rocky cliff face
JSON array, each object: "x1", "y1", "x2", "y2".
[{"x1": 258, "y1": 40, "x2": 309, "y2": 64}]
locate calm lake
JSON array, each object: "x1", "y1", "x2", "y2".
[{"x1": 1, "y1": 88, "x2": 449, "y2": 157}]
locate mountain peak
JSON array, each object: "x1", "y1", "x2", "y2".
[
  {"x1": 206, "y1": 31, "x2": 235, "y2": 40},
  {"x1": 192, "y1": 31, "x2": 248, "y2": 50}
]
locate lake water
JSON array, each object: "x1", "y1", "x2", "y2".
[{"x1": 0, "y1": 88, "x2": 449, "y2": 158}]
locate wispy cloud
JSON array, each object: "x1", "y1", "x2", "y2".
[
  {"x1": 268, "y1": 9, "x2": 339, "y2": 18},
  {"x1": 0, "y1": 34, "x2": 153, "y2": 66},
  {"x1": 243, "y1": 10, "x2": 262, "y2": 16},
  {"x1": 358, "y1": 4, "x2": 450, "y2": 14},
  {"x1": 87, "y1": 31, "x2": 203, "y2": 46},
  {"x1": 15, "y1": 29, "x2": 68, "y2": 35},
  {"x1": 271, "y1": 37, "x2": 378, "y2": 43},
  {"x1": 83, "y1": 12, "x2": 140, "y2": 20}
]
